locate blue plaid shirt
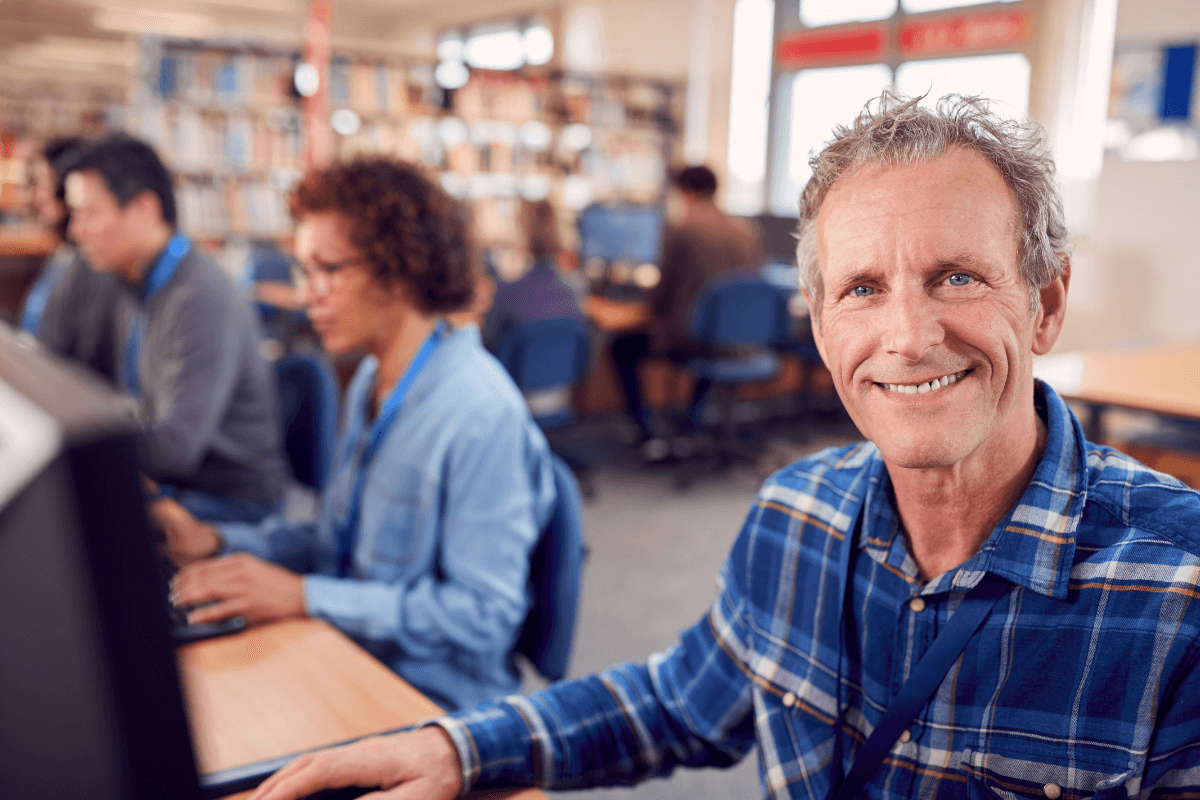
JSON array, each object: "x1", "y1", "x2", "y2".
[{"x1": 435, "y1": 381, "x2": 1200, "y2": 798}]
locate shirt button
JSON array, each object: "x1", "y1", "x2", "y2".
[
  {"x1": 898, "y1": 729, "x2": 912, "y2": 743},
  {"x1": 782, "y1": 692, "x2": 796, "y2": 707},
  {"x1": 1043, "y1": 784, "x2": 1062, "y2": 800},
  {"x1": 909, "y1": 597, "x2": 926, "y2": 613}
]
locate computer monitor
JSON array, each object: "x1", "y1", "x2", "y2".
[
  {"x1": 0, "y1": 324, "x2": 202, "y2": 800},
  {"x1": 577, "y1": 203, "x2": 664, "y2": 265}
]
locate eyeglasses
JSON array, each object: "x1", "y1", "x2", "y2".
[{"x1": 289, "y1": 256, "x2": 367, "y2": 297}]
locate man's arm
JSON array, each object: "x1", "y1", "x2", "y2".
[
  {"x1": 1141, "y1": 638, "x2": 1200, "y2": 794},
  {"x1": 136, "y1": 284, "x2": 244, "y2": 480},
  {"x1": 249, "y1": 592, "x2": 757, "y2": 800}
]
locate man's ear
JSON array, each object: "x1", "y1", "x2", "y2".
[
  {"x1": 1032, "y1": 254, "x2": 1070, "y2": 356},
  {"x1": 128, "y1": 189, "x2": 164, "y2": 226}
]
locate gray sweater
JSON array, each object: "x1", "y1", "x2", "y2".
[
  {"x1": 34, "y1": 245, "x2": 122, "y2": 381},
  {"x1": 113, "y1": 244, "x2": 288, "y2": 504}
]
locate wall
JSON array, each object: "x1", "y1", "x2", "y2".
[{"x1": 1054, "y1": 0, "x2": 1200, "y2": 351}]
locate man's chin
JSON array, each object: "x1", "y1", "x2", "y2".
[{"x1": 872, "y1": 437, "x2": 970, "y2": 472}]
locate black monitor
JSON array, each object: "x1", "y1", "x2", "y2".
[{"x1": 0, "y1": 324, "x2": 202, "y2": 800}]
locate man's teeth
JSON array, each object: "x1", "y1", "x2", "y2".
[{"x1": 882, "y1": 371, "x2": 968, "y2": 395}]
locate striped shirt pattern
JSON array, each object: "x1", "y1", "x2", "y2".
[{"x1": 436, "y1": 382, "x2": 1200, "y2": 799}]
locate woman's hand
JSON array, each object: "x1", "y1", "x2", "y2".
[
  {"x1": 148, "y1": 497, "x2": 223, "y2": 567},
  {"x1": 171, "y1": 553, "x2": 306, "y2": 625}
]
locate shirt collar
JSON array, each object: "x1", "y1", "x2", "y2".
[{"x1": 858, "y1": 380, "x2": 1089, "y2": 598}]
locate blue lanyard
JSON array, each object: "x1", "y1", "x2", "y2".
[
  {"x1": 123, "y1": 234, "x2": 190, "y2": 396},
  {"x1": 334, "y1": 321, "x2": 447, "y2": 577},
  {"x1": 829, "y1": 493, "x2": 1008, "y2": 800},
  {"x1": 19, "y1": 250, "x2": 73, "y2": 334}
]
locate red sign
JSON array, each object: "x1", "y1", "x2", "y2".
[
  {"x1": 901, "y1": 10, "x2": 1028, "y2": 57},
  {"x1": 777, "y1": 24, "x2": 887, "y2": 68}
]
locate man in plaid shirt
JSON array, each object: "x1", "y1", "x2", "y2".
[{"x1": 252, "y1": 93, "x2": 1200, "y2": 799}]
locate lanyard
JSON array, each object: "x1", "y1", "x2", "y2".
[
  {"x1": 829, "y1": 509, "x2": 1008, "y2": 800},
  {"x1": 20, "y1": 250, "x2": 73, "y2": 335},
  {"x1": 123, "y1": 233, "x2": 190, "y2": 397},
  {"x1": 334, "y1": 321, "x2": 447, "y2": 577}
]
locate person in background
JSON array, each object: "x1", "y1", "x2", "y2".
[
  {"x1": 245, "y1": 93, "x2": 1200, "y2": 800},
  {"x1": 481, "y1": 198, "x2": 586, "y2": 353},
  {"x1": 62, "y1": 134, "x2": 287, "y2": 523},
  {"x1": 19, "y1": 136, "x2": 122, "y2": 379},
  {"x1": 610, "y1": 165, "x2": 762, "y2": 461},
  {"x1": 154, "y1": 158, "x2": 556, "y2": 712}
]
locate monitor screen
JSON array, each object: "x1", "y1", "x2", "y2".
[
  {"x1": 0, "y1": 325, "x2": 201, "y2": 800},
  {"x1": 577, "y1": 204, "x2": 664, "y2": 264}
]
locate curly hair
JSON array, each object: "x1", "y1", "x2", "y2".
[
  {"x1": 290, "y1": 158, "x2": 477, "y2": 313},
  {"x1": 796, "y1": 90, "x2": 1069, "y2": 316}
]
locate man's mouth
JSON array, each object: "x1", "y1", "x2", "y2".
[{"x1": 878, "y1": 369, "x2": 970, "y2": 395}]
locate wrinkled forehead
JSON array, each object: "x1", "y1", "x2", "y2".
[{"x1": 815, "y1": 151, "x2": 1022, "y2": 267}]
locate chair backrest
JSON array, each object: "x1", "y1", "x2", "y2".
[
  {"x1": 495, "y1": 316, "x2": 591, "y2": 393},
  {"x1": 690, "y1": 276, "x2": 791, "y2": 348},
  {"x1": 516, "y1": 454, "x2": 586, "y2": 682},
  {"x1": 275, "y1": 353, "x2": 340, "y2": 492}
]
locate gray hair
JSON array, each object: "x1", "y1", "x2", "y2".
[{"x1": 796, "y1": 90, "x2": 1069, "y2": 315}]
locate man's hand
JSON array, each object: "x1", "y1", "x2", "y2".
[
  {"x1": 170, "y1": 553, "x2": 306, "y2": 625},
  {"x1": 148, "y1": 497, "x2": 223, "y2": 567},
  {"x1": 248, "y1": 726, "x2": 464, "y2": 800}
]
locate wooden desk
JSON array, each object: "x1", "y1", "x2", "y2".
[
  {"x1": 178, "y1": 619, "x2": 546, "y2": 800},
  {"x1": 1033, "y1": 342, "x2": 1200, "y2": 442}
]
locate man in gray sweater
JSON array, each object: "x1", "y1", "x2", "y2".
[{"x1": 62, "y1": 134, "x2": 287, "y2": 522}]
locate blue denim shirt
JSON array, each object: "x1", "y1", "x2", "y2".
[{"x1": 220, "y1": 325, "x2": 556, "y2": 710}]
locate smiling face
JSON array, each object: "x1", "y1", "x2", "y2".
[
  {"x1": 809, "y1": 148, "x2": 1066, "y2": 472},
  {"x1": 293, "y1": 210, "x2": 411, "y2": 357}
]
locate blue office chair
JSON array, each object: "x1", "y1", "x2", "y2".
[
  {"x1": 516, "y1": 453, "x2": 586, "y2": 682},
  {"x1": 494, "y1": 316, "x2": 596, "y2": 497},
  {"x1": 275, "y1": 353, "x2": 340, "y2": 492},
  {"x1": 677, "y1": 276, "x2": 792, "y2": 486},
  {"x1": 494, "y1": 316, "x2": 591, "y2": 427}
]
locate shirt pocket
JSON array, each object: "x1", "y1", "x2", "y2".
[
  {"x1": 356, "y1": 462, "x2": 432, "y2": 579},
  {"x1": 963, "y1": 756, "x2": 1134, "y2": 800}
]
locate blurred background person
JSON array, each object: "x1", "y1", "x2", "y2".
[
  {"x1": 481, "y1": 198, "x2": 586, "y2": 353},
  {"x1": 609, "y1": 165, "x2": 762, "y2": 461},
  {"x1": 154, "y1": 158, "x2": 557, "y2": 712},
  {"x1": 19, "y1": 136, "x2": 122, "y2": 380},
  {"x1": 63, "y1": 133, "x2": 288, "y2": 523}
]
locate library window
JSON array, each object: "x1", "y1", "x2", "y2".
[
  {"x1": 895, "y1": 53, "x2": 1031, "y2": 119},
  {"x1": 726, "y1": 0, "x2": 775, "y2": 215},
  {"x1": 901, "y1": 0, "x2": 1020, "y2": 12},
  {"x1": 799, "y1": 0, "x2": 897, "y2": 28},
  {"x1": 770, "y1": 63, "x2": 893, "y2": 215}
]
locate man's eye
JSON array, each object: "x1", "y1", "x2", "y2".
[
  {"x1": 946, "y1": 273, "x2": 973, "y2": 287},
  {"x1": 851, "y1": 285, "x2": 875, "y2": 297}
]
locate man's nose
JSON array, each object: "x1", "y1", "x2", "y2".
[{"x1": 880, "y1": 289, "x2": 944, "y2": 362}]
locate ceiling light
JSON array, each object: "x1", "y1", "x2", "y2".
[
  {"x1": 523, "y1": 25, "x2": 554, "y2": 66},
  {"x1": 560, "y1": 124, "x2": 593, "y2": 151},
  {"x1": 294, "y1": 62, "x2": 320, "y2": 97},
  {"x1": 435, "y1": 61, "x2": 469, "y2": 91},
  {"x1": 465, "y1": 26, "x2": 524, "y2": 71},
  {"x1": 330, "y1": 109, "x2": 361, "y2": 137}
]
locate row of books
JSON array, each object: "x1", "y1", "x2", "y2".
[{"x1": 177, "y1": 177, "x2": 293, "y2": 238}]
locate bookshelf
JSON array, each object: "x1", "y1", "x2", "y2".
[{"x1": 131, "y1": 35, "x2": 684, "y2": 281}]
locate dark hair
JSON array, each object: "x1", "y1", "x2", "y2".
[
  {"x1": 673, "y1": 165, "x2": 718, "y2": 197},
  {"x1": 523, "y1": 199, "x2": 560, "y2": 259},
  {"x1": 290, "y1": 158, "x2": 476, "y2": 313},
  {"x1": 42, "y1": 137, "x2": 86, "y2": 175},
  {"x1": 39, "y1": 137, "x2": 87, "y2": 240},
  {"x1": 61, "y1": 134, "x2": 177, "y2": 226}
]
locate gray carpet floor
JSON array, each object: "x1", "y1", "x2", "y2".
[{"x1": 529, "y1": 419, "x2": 861, "y2": 799}]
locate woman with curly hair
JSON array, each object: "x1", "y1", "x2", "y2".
[{"x1": 154, "y1": 158, "x2": 557, "y2": 711}]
